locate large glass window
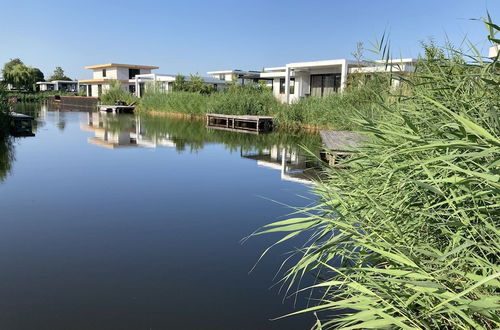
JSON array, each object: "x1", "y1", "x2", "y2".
[
  {"x1": 310, "y1": 74, "x2": 341, "y2": 96},
  {"x1": 279, "y1": 78, "x2": 295, "y2": 94},
  {"x1": 129, "y1": 69, "x2": 140, "y2": 79},
  {"x1": 102, "y1": 69, "x2": 106, "y2": 77}
]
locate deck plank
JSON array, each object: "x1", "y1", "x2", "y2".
[{"x1": 320, "y1": 130, "x2": 363, "y2": 151}]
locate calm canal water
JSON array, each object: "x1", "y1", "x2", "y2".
[{"x1": 0, "y1": 103, "x2": 322, "y2": 330}]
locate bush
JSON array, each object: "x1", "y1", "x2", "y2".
[
  {"x1": 100, "y1": 80, "x2": 138, "y2": 105},
  {"x1": 207, "y1": 87, "x2": 282, "y2": 116}
]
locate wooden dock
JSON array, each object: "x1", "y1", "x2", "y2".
[
  {"x1": 98, "y1": 105, "x2": 135, "y2": 114},
  {"x1": 10, "y1": 112, "x2": 35, "y2": 137},
  {"x1": 319, "y1": 130, "x2": 363, "y2": 166},
  {"x1": 206, "y1": 114, "x2": 273, "y2": 133}
]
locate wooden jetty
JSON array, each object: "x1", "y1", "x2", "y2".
[
  {"x1": 320, "y1": 130, "x2": 363, "y2": 166},
  {"x1": 9, "y1": 112, "x2": 35, "y2": 137},
  {"x1": 206, "y1": 114, "x2": 273, "y2": 133},
  {"x1": 98, "y1": 105, "x2": 135, "y2": 114}
]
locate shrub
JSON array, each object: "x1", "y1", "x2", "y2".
[{"x1": 100, "y1": 80, "x2": 138, "y2": 105}]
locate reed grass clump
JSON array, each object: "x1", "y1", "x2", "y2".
[
  {"x1": 100, "y1": 80, "x2": 138, "y2": 105},
  {"x1": 253, "y1": 22, "x2": 500, "y2": 329},
  {"x1": 207, "y1": 87, "x2": 282, "y2": 116}
]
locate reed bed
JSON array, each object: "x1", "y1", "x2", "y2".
[{"x1": 252, "y1": 24, "x2": 500, "y2": 329}]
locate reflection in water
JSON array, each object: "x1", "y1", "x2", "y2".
[
  {"x1": 81, "y1": 112, "x2": 322, "y2": 183},
  {"x1": 0, "y1": 137, "x2": 15, "y2": 182}
]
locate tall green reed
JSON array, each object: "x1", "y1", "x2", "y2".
[{"x1": 253, "y1": 19, "x2": 500, "y2": 329}]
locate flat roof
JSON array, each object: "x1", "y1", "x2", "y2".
[
  {"x1": 78, "y1": 79, "x2": 131, "y2": 84},
  {"x1": 207, "y1": 69, "x2": 261, "y2": 75},
  {"x1": 85, "y1": 63, "x2": 159, "y2": 70},
  {"x1": 36, "y1": 80, "x2": 78, "y2": 84}
]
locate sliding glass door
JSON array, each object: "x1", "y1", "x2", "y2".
[{"x1": 309, "y1": 74, "x2": 342, "y2": 97}]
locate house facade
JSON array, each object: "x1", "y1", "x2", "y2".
[
  {"x1": 206, "y1": 69, "x2": 261, "y2": 85},
  {"x1": 132, "y1": 74, "x2": 227, "y2": 97},
  {"x1": 259, "y1": 58, "x2": 417, "y2": 104},
  {"x1": 36, "y1": 80, "x2": 79, "y2": 92},
  {"x1": 79, "y1": 63, "x2": 159, "y2": 97}
]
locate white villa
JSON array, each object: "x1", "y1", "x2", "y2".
[
  {"x1": 207, "y1": 69, "x2": 261, "y2": 85},
  {"x1": 255, "y1": 58, "x2": 417, "y2": 103},
  {"x1": 79, "y1": 63, "x2": 159, "y2": 97},
  {"x1": 36, "y1": 80, "x2": 79, "y2": 92},
  {"x1": 132, "y1": 73, "x2": 227, "y2": 97}
]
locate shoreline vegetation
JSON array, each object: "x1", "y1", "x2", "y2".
[
  {"x1": 251, "y1": 19, "x2": 500, "y2": 329},
  {"x1": 133, "y1": 76, "x2": 388, "y2": 131}
]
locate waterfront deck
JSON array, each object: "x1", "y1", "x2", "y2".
[
  {"x1": 206, "y1": 114, "x2": 273, "y2": 133},
  {"x1": 320, "y1": 130, "x2": 363, "y2": 166},
  {"x1": 98, "y1": 105, "x2": 135, "y2": 114}
]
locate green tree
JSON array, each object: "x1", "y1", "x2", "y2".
[
  {"x1": 48, "y1": 67, "x2": 71, "y2": 81},
  {"x1": 172, "y1": 74, "x2": 187, "y2": 91},
  {"x1": 2, "y1": 58, "x2": 44, "y2": 91}
]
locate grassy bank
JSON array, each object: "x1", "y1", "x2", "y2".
[
  {"x1": 6, "y1": 90, "x2": 72, "y2": 102},
  {"x1": 137, "y1": 80, "x2": 387, "y2": 130},
  {"x1": 252, "y1": 24, "x2": 500, "y2": 329}
]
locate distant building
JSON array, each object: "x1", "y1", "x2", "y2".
[
  {"x1": 79, "y1": 63, "x2": 159, "y2": 97},
  {"x1": 36, "y1": 80, "x2": 79, "y2": 92},
  {"x1": 132, "y1": 73, "x2": 227, "y2": 97},
  {"x1": 206, "y1": 69, "x2": 261, "y2": 85}
]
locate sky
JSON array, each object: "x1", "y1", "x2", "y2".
[{"x1": 0, "y1": 0, "x2": 498, "y2": 80}]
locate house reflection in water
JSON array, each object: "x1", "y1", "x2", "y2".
[
  {"x1": 241, "y1": 146, "x2": 320, "y2": 185},
  {"x1": 81, "y1": 113, "x2": 176, "y2": 149},
  {"x1": 80, "y1": 113, "x2": 319, "y2": 184}
]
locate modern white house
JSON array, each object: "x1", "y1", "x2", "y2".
[
  {"x1": 206, "y1": 69, "x2": 261, "y2": 85},
  {"x1": 258, "y1": 58, "x2": 417, "y2": 104},
  {"x1": 79, "y1": 63, "x2": 159, "y2": 97},
  {"x1": 36, "y1": 80, "x2": 79, "y2": 92},
  {"x1": 132, "y1": 73, "x2": 227, "y2": 97}
]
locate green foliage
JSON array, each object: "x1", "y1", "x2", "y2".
[
  {"x1": 172, "y1": 74, "x2": 216, "y2": 94},
  {"x1": 207, "y1": 87, "x2": 281, "y2": 116},
  {"x1": 253, "y1": 21, "x2": 500, "y2": 329},
  {"x1": 2, "y1": 58, "x2": 44, "y2": 91},
  {"x1": 139, "y1": 85, "x2": 282, "y2": 118},
  {"x1": 100, "y1": 80, "x2": 138, "y2": 105},
  {"x1": 48, "y1": 66, "x2": 71, "y2": 81}
]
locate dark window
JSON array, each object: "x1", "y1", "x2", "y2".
[
  {"x1": 97, "y1": 84, "x2": 102, "y2": 96},
  {"x1": 279, "y1": 78, "x2": 295, "y2": 94},
  {"x1": 129, "y1": 85, "x2": 135, "y2": 93},
  {"x1": 129, "y1": 68, "x2": 140, "y2": 79},
  {"x1": 102, "y1": 69, "x2": 106, "y2": 77},
  {"x1": 310, "y1": 74, "x2": 341, "y2": 97}
]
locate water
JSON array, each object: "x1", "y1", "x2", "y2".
[{"x1": 0, "y1": 104, "x2": 322, "y2": 330}]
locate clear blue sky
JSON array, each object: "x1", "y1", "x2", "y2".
[{"x1": 0, "y1": 0, "x2": 498, "y2": 80}]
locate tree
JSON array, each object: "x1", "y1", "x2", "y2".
[
  {"x1": 48, "y1": 67, "x2": 71, "y2": 81},
  {"x1": 30, "y1": 67, "x2": 44, "y2": 83},
  {"x1": 2, "y1": 58, "x2": 44, "y2": 91}
]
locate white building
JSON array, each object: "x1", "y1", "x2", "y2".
[
  {"x1": 79, "y1": 63, "x2": 159, "y2": 97},
  {"x1": 259, "y1": 58, "x2": 417, "y2": 104},
  {"x1": 132, "y1": 73, "x2": 227, "y2": 97},
  {"x1": 36, "y1": 80, "x2": 79, "y2": 92},
  {"x1": 206, "y1": 69, "x2": 261, "y2": 85}
]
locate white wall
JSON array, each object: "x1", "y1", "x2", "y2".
[{"x1": 92, "y1": 67, "x2": 153, "y2": 80}]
